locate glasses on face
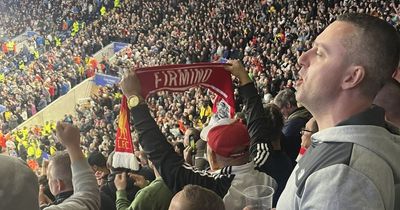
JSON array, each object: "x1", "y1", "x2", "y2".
[{"x1": 300, "y1": 128, "x2": 315, "y2": 135}]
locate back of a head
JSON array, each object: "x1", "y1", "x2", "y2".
[
  {"x1": 0, "y1": 155, "x2": 39, "y2": 210},
  {"x1": 88, "y1": 151, "x2": 107, "y2": 168},
  {"x1": 263, "y1": 104, "x2": 284, "y2": 142},
  {"x1": 374, "y1": 79, "x2": 400, "y2": 127},
  {"x1": 171, "y1": 184, "x2": 225, "y2": 210},
  {"x1": 50, "y1": 151, "x2": 73, "y2": 188},
  {"x1": 336, "y1": 13, "x2": 400, "y2": 98},
  {"x1": 274, "y1": 89, "x2": 297, "y2": 109}
]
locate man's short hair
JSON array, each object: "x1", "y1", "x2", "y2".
[
  {"x1": 274, "y1": 89, "x2": 297, "y2": 108},
  {"x1": 180, "y1": 185, "x2": 225, "y2": 210},
  {"x1": 337, "y1": 13, "x2": 400, "y2": 97},
  {"x1": 50, "y1": 151, "x2": 72, "y2": 188},
  {"x1": 88, "y1": 151, "x2": 107, "y2": 168}
]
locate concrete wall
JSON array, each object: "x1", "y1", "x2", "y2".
[{"x1": 13, "y1": 77, "x2": 95, "y2": 129}]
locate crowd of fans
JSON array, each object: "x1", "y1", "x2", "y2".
[
  {"x1": 1, "y1": 0, "x2": 398, "y2": 134},
  {"x1": 0, "y1": 0, "x2": 399, "y2": 210},
  {"x1": 0, "y1": 0, "x2": 122, "y2": 133}
]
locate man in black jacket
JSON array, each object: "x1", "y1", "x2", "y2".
[{"x1": 120, "y1": 61, "x2": 275, "y2": 210}]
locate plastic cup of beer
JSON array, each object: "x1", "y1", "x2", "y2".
[{"x1": 243, "y1": 185, "x2": 274, "y2": 210}]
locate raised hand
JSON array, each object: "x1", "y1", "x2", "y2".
[
  {"x1": 56, "y1": 121, "x2": 85, "y2": 163},
  {"x1": 56, "y1": 122, "x2": 80, "y2": 149},
  {"x1": 119, "y1": 68, "x2": 143, "y2": 98},
  {"x1": 114, "y1": 172, "x2": 127, "y2": 191},
  {"x1": 225, "y1": 60, "x2": 252, "y2": 86},
  {"x1": 183, "y1": 146, "x2": 193, "y2": 165}
]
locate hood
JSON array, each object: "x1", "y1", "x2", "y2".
[{"x1": 313, "y1": 125, "x2": 400, "y2": 184}]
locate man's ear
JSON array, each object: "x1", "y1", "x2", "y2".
[
  {"x1": 342, "y1": 65, "x2": 365, "y2": 90},
  {"x1": 209, "y1": 150, "x2": 220, "y2": 171}
]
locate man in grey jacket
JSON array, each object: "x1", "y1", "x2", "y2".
[
  {"x1": 44, "y1": 122, "x2": 100, "y2": 210},
  {"x1": 277, "y1": 13, "x2": 400, "y2": 210}
]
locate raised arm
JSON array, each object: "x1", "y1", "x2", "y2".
[
  {"x1": 119, "y1": 69, "x2": 232, "y2": 196},
  {"x1": 225, "y1": 60, "x2": 272, "y2": 168},
  {"x1": 44, "y1": 122, "x2": 100, "y2": 210}
]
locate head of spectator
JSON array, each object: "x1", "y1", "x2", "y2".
[
  {"x1": 273, "y1": 88, "x2": 311, "y2": 164},
  {"x1": 88, "y1": 151, "x2": 110, "y2": 186},
  {"x1": 200, "y1": 118, "x2": 250, "y2": 171},
  {"x1": 88, "y1": 151, "x2": 108, "y2": 173},
  {"x1": 263, "y1": 104, "x2": 284, "y2": 150},
  {"x1": 0, "y1": 155, "x2": 39, "y2": 210},
  {"x1": 168, "y1": 184, "x2": 225, "y2": 210},
  {"x1": 300, "y1": 118, "x2": 319, "y2": 150},
  {"x1": 373, "y1": 79, "x2": 400, "y2": 128},
  {"x1": 47, "y1": 151, "x2": 73, "y2": 198},
  {"x1": 296, "y1": 117, "x2": 319, "y2": 162},
  {"x1": 296, "y1": 13, "x2": 400, "y2": 129},
  {"x1": 274, "y1": 89, "x2": 298, "y2": 119}
]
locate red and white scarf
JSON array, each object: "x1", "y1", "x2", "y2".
[
  {"x1": 113, "y1": 63, "x2": 235, "y2": 169},
  {"x1": 135, "y1": 63, "x2": 235, "y2": 117}
]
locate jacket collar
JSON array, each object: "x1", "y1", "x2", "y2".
[
  {"x1": 310, "y1": 105, "x2": 387, "y2": 148},
  {"x1": 336, "y1": 105, "x2": 386, "y2": 127},
  {"x1": 53, "y1": 190, "x2": 73, "y2": 205}
]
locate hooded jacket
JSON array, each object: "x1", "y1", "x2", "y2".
[{"x1": 277, "y1": 106, "x2": 400, "y2": 210}]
